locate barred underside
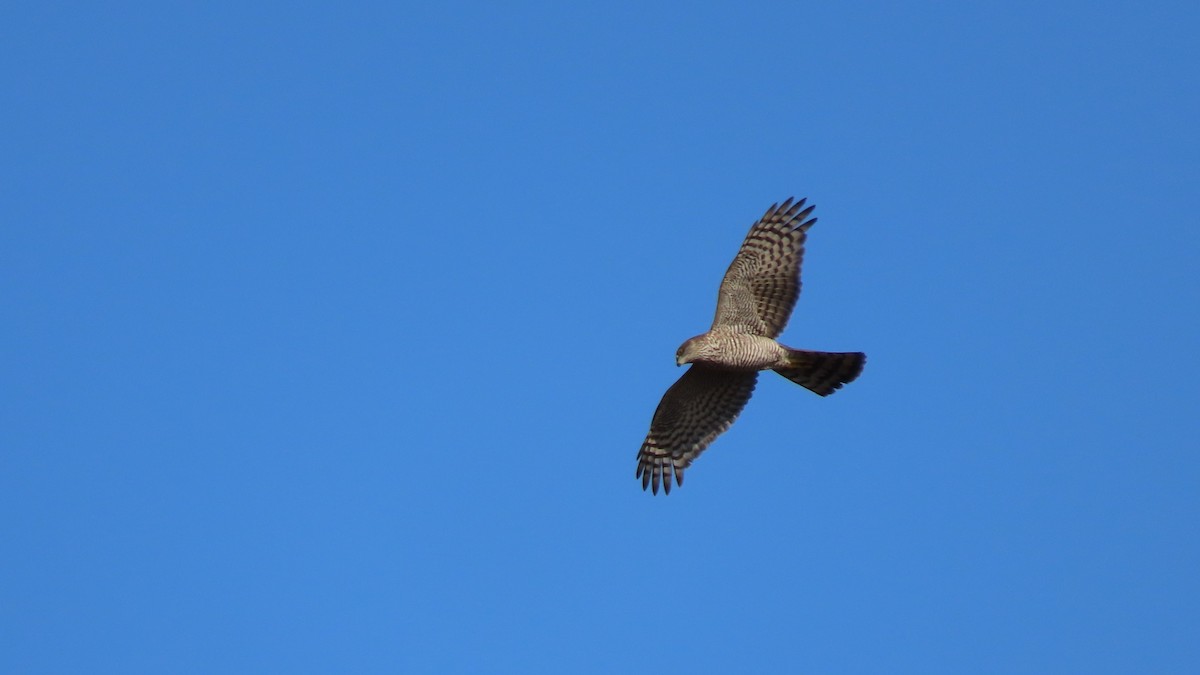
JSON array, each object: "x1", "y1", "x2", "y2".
[
  {"x1": 636, "y1": 366, "x2": 758, "y2": 495},
  {"x1": 692, "y1": 330, "x2": 789, "y2": 370}
]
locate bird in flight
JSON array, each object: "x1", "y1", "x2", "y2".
[{"x1": 636, "y1": 198, "x2": 865, "y2": 494}]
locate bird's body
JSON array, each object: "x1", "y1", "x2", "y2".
[
  {"x1": 678, "y1": 330, "x2": 789, "y2": 370},
  {"x1": 636, "y1": 198, "x2": 865, "y2": 495}
]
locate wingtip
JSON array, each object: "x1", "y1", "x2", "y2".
[
  {"x1": 636, "y1": 457, "x2": 682, "y2": 496},
  {"x1": 763, "y1": 197, "x2": 814, "y2": 225}
]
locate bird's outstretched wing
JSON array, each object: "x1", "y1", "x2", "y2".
[
  {"x1": 711, "y1": 198, "x2": 815, "y2": 338},
  {"x1": 636, "y1": 366, "x2": 758, "y2": 495}
]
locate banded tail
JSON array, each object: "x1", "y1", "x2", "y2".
[{"x1": 774, "y1": 349, "x2": 865, "y2": 396}]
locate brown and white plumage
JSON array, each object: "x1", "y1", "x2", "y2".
[
  {"x1": 636, "y1": 198, "x2": 865, "y2": 495},
  {"x1": 713, "y1": 198, "x2": 815, "y2": 338},
  {"x1": 636, "y1": 367, "x2": 757, "y2": 495}
]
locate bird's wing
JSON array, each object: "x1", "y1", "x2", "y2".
[
  {"x1": 711, "y1": 198, "x2": 815, "y2": 338},
  {"x1": 636, "y1": 366, "x2": 758, "y2": 495}
]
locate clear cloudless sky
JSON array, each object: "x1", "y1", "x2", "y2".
[{"x1": 3, "y1": 1, "x2": 1198, "y2": 673}]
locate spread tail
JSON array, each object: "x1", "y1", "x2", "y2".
[{"x1": 774, "y1": 350, "x2": 865, "y2": 396}]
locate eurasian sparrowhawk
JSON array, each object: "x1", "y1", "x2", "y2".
[{"x1": 636, "y1": 198, "x2": 865, "y2": 494}]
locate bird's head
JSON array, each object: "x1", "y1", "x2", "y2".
[{"x1": 675, "y1": 335, "x2": 709, "y2": 366}]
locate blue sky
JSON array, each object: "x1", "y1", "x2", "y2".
[{"x1": 3, "y1": 1, "x2": 1198, "y2": 672}]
